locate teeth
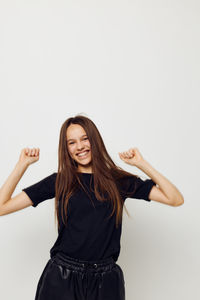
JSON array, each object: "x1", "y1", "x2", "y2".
[{"x1": 77, "y1": 151, "x2": 89, "y2": 157}]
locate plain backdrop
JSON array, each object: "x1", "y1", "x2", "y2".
[{"x1": 0, "y1": 0, "x2": 199, "y2": 299}]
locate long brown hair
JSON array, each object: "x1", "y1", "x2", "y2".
[{"x1": 54, "y1": 114, "x2": 138, "y2": 231}]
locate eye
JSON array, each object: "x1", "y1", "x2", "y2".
[{"x1": 68, "y1": 138, "x2": 88, "y2": 145}]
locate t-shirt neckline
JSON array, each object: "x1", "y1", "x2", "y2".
[{"x1": 77, "y1": 172, "x2": 93, "y2": 175}]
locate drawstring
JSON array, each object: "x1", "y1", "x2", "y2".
[{"x1": 99, "y1": 272, "x2": 103, "y2": 289}]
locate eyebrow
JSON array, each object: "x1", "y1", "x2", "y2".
[{"x1": 67, "y1": 134, "x2": 88, "y2": 142}]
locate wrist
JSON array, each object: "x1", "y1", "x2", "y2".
[
  {"x1": 16, "y1": 161, "x2": 29, "y2": 170},
  {"x1": 136, "y1": 158, "x2": 149, "y2": 170}
]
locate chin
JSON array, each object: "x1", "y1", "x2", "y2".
[
  {"x1": 77, "y1": 158, "x2": 92, "y2": 165},
  {"x1": 78, "y1": 161, "x2": 92, "y2": 166}
]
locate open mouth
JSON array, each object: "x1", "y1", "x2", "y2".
[{"x1": 76, "y1": 150, "x2": 90, "y2": 158}]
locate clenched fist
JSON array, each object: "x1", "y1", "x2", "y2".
[
  {"x1": 118, "y1": 147, "x2": 144, "y2": 167},
  {"x1": 18, "y1": 148, "x2": 40, "y2": 167}
]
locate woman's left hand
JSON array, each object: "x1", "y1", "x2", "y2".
[{"x1": 118, "y1": 147, "x2": 144, "y2": 167}]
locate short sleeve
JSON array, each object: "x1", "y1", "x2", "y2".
[
  {"x1": 22, "y1": 172, "x2": 57, "y2": 207},
  {"x1": 118, "y1": 175, "x2": 157, "y2": 202}
]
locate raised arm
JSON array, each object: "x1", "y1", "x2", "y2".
[
  {"x1": 0, "y1": 148, "x2": 40, "y2": 216},
  {"x1": 119, "y1": 147, "x2": 184, "y2": 206}
]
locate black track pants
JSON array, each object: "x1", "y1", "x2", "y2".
[{"x1": 34, "y1": 252, "x2": 125, "y2": 300}]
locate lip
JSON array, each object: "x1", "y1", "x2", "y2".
[{"x1": 76, "y1": 150, "x2": 90, "y2": 156}]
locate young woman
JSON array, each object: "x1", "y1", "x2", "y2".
[{"x1": 0, "y1": 115, "x2": 184, "y2": 300}]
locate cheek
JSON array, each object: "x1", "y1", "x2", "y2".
[
  {"x1": 68, "y1": 146, "x2": 75, "y2": 156},
  {"x1": 87, "y1": 141, "x2": 91, "y2": 148}
]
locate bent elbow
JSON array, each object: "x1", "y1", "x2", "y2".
[{"x1": 173, "y1": 197, "x2": 184, "y2": 207}]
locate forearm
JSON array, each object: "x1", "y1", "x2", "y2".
[
  {"x1": 137, "y1": 159, "x2": 184, "y2": 203},
  {"x1": 0, "y1": 162, "x2": 28, "y2": 207}
]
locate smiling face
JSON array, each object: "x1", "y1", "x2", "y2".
[{"x1": 66, "y1": 124, "x2": 93, "y2": 173}]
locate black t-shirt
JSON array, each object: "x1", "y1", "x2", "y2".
[{"x1": 22, "y1": 172, "x2": 156, "y2": 262}]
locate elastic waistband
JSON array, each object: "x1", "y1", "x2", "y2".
[{"x1": 51, "y1": 252, "x2": 115, "y2": 271}]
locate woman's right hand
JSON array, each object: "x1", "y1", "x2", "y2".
[{"x1": 18, "y1": 148, "x2": 40, "y2": 167}]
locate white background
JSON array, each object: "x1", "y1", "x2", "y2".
[{"x1": 0, "y1": 0, "x2": 199, "y2": 299}]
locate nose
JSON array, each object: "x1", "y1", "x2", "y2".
[{"x1": 77, "y1": 141, "x2": 85, "y2": 150}]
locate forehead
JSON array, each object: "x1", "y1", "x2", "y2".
[{"x1": 66, "y1": 124, "x2": 87, "y2": 139}]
